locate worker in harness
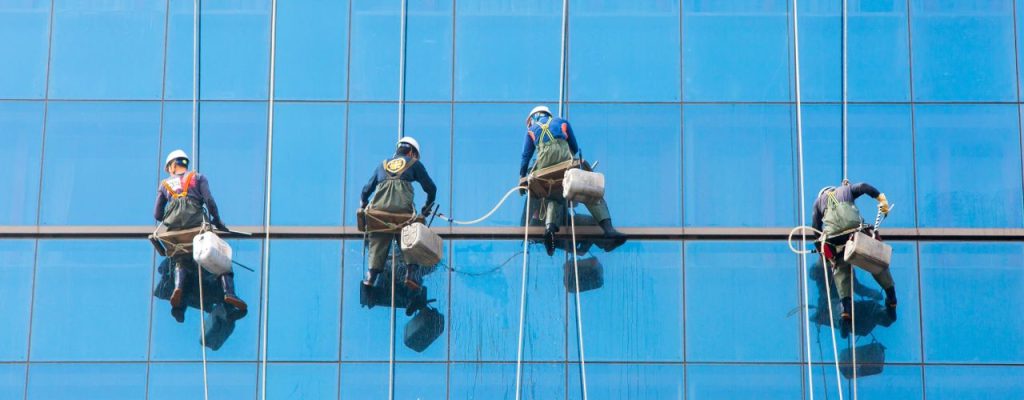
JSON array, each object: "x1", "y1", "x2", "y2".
[
  {"x1": 811, "y1": 180, "x2": 896, "y2": 321},
  {"x1": 519, "y1": 105, "x2": 626, "y2": 256},
  {"x1": 154, "y1": 149, "x2": 246, "y2": 323},
  {"x1": 359, "y1": 137, "x2": 437, "y2": 293}
]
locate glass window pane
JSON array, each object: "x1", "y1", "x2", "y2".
[
  {"x1": 30, "y1": 240, "x2": 151, "y2": 361},
  {"x1": 910, "y1": 1, "x2": 1016, "y2": 101},
  {"x1": 925, "y1": 366, "x2": 1024, "y2": 400},
  {"x1": 685, "y1": 241, "x2": 800, "y2": 362},
  {"x1": 0, "y1": 1, "x2": 50, "y2": 99},
  {"x1": 683, "y1": 104, "x2": 794, "y2": 227},
  {"x1": 339, "y1": 363, "x2": 387, "y2": 399},
  {"x1": 455, "y1": 1, "x2": 561, "y2": 101},
  {"x1": 274, "y1": 0, "x2": 348, "y2": 101},
  {"x1": 339, "y1": 241, "x2": 392, "y2": 361},
  {"x1": 569, "y1": 1, "x2": 681, "y2": 101},
  {"x1": 267, "y1": 240, "x2": 341, "y2": 361},
  {"x1": 349, "y1": 1, "x2": 400, "y2": 101},
  {"x1": 27, "y1": 363, "x2": 146, "y2": 400},
  {"x1": 165, "y1": 0, "x2": 271, "y2": 100},
  {"x1": 450, "y1": 240, "x2": 564, "y2": 362},
  {"x1": 150, "y1": 239, "x2": 263, "y2": 361},
  {"x1": 682, "y1": 0, "x2": 791, "y2": 101},
  {"x1": 451, "y1": 103, "x2": 530, "y2": 227},
  {"x1": 0, "y1": 101, "x2": 43, "y2": 225},
  {"x1": 795, "y1": 1, "x2": 840, "y2": 102},
  {"x1": 920, "y1": 242, "x2": 1024, "y2": 363},
  {"x1": 266, "y1": 363, "x2": 338, "y2": 399},
  {"x1": 403, "y1": 104, "x2": 452, "y2": 219},
  {"x1": 685, "y1": 364, "x2": 802, "y2": 399},
  {"x1": 147, "y1": 363, "x2": 256, "y2": 400},
  {"x1": 343, "y1": 103, "x2": 402, "y2": 226},
  {"x1": 48, "y1": 1, "x2": 164, "y2": 99},
  {"x1": 569, "y1": 241, "x2": 683, "y2": 362},
  {"x1": 40, "y1": 102, "x2": 160, "y2": 225},
  {"x1": 406, "y1": 0, "x2": 453, "y2": 101},
  {"x1": 811, "y1": 365, "x2": 923, "y2": 400},
  {"x1": 567, "y1": 104, "x2": 681, "y2": 227},
  {"x1": 847, "y1": 105, "x2": 916, "y2": 228},
  {"x1": 568, "y1": 364, "x2": 683, "y2": 400},
  {"x1": 196, "y1": 102, "x2": 269, "y2": 226},
  {"x1": 449, "y1": 363, "x2": 565, "y2": 399},
  {"x1": 848, "y1": 0, "x2": 911, "y2": 101},
  {"x1": 914, "y1": 105, "x2": 1023, "y2": 228},
  {"x1": 0, "y1": 240, "x2": 34, "y2": 361},
  {"x1": 798, "y1": 105, "x2": 842, "y2": 218},
  {"x1": 394, "y1": 363, "x2": 447, "y2": 399},
  {"x1": 0, "y1": 364, "x2": 25, "y2": 400},
  {"x1": 808, "y1": 242, "x2": 922, "y2": 363},
  {"x1": 271, "y1": 103, "x2": 346, "y2": 226}
]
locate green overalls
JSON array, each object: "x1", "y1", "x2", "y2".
[
  {"x1": 367, "y1": 157, "x2": 417, "y2": 272},
  {"x1": 529, "y1": 119, "x2": 611, "y2": 225},
  {"x1": 822, "y1": 190, "x2": 894, "y2": 299},
  {"x1": 162, "y1": 172, "x2": 205, "y2": 271}
]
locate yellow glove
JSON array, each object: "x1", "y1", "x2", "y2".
[{"x1": 876, "y1": 193, "x2": 890, "y2": 215}]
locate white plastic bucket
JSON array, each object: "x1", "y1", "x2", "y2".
[
  {"x1": 401, "y1": 223, "x2": 443, "y2": 267},
  {"x1": 843, "y1": 231, "x2": 892, "y2": 274},
  {"x1": 563, "y1": 168, "x2": 605, "y2": 204},
  {"x1": 193, "y1": 231, "x2": 233, "y2": 275}
]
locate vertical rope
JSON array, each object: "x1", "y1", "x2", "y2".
[
  {"x1": 191, "y1": 2, "x2": 209, "y2": 399},
  {"x1": 790, "y1": 1, "x2": 816, "y2": 399},
  {"x1": 850, "y1": 270, "x2": 858, "y2": 400},
  {"x1": 388, "y1": 241, "x2": 397, "y2": 400},
  {"x1": 842, "y1": 2, "x2": 858, "y2": 398},
  {"x1": 841, "y1": 0, "x2": 848, "y2": 180},
  {"x1": 557, "y1": 0, "x2": 569, "y2": 116},
  {"x1": 258, "y1": 0, "x2": 279, "y2": 398},
  {"x1": 397, "y1": 0, "x2": 408, "y2": 138},
  {"x1": 388, "y1": 2, "x2": 409, "y2": 398},
  {"x1": 821, "y1": 253, "x2": 845, "y2": 399},
  {"x1": 513, "y1": 193, "x2": 532, "y2": 400},
  {"x1": 567, "y1": 203, "x2": 588, "y2": 400}
]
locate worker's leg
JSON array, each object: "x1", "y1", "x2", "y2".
[
  {"x1": 169, "y1": 255, "x2": 190, "y2": 323},
  {"x1": 542, "y1": 198, "x2": 564, "y2": 256},
  {"x1": 363, "y1": 233, "x2": 392, "y2": 286},
  {"x1": 872, "y1": 268, "x2": 897, "y2": 308},
  {"x1": 220, "y1": 272, "x2": 247, "y2": 316},
  {"x1": 831, "y1": 258, "x2": 854, "y2": 320},
  {"x1": 583, "y1": 198, "x2": 626, "y2": 250}
]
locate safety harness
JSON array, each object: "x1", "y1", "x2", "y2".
[
  {"x1": 162, "y1": 172, "x2": 205, "y2": 230},
  {"x1": 359, "y1": 157, "x2": 423, "y2": 233}
]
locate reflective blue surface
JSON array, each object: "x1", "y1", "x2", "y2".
[
  {"x1": 926, "y1": 365, "x2": 1024, "y2": 400},
  {"x1": 196, "y1": 102, "x2": 269, "y2": 226},
  {"x1": 810, "y1": 364, "x2": 924, "y2": 400},
  {"x1": 0, "y1": 240, "x2": 34, "y2": 361},
  {"x1": 26, "y1": 363, "x2": 146, "y2": 400},
  {"x1": 568, "y1": 363, "x2": 684, "y2": 400},
  {"x1": 267, "y1": 240, "x2": 341, "y2": 361},
  {"x1": 40, "y1": 102, "x2": 160, "y2": 225},
  {"x1": 910, "y1": 1, "x2": 1017, "y2": 101},
  {"x1": 274, "y1": 0, "x2": 349, "y2": 101},
  {"x1": 0, "y1": 1, "x2": 50, "y2": 99},
  {"x1": 448, "y1": 362, "x2": 565, "y2": 399},
  {"x1": 271, "y1": 103, "x2": 346, "y2": 226},
  {"x1": 266, "y1": 363, "x2": 338, "y2": 399},
  {"x1": 0, "y1": 364, "x2": 24, "y2": 400},
  {"x1": 686, "y1": 364, "x2": 802, "y2": 399},
  {"x1": 920, "y1": 242, "x2": 1024, "y2": 363},
  {"x1": 914, "y1": 105, "x2": 1024, "y2": 228},
  {"x1": 349, "y1": 1, "x2": 400, "y2": 101},
  {"x1": 406, "y1": 0, "x2": 453, "y2": 101},
  {"x1": 847, "y1": 105, "x2": 916, "y2": 228},
  {"x1": 147, "y1": 363, "x2": 256, "y2": 400},
  {"x1": 0, "y1": 102, "x2": 43, "y2": 225}
]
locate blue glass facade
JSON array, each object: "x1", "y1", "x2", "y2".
[{"x1": 2, "y1": 0, "x2": 1023, "y2": 399}]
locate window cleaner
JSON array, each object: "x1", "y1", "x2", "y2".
[
  {"x1": 810, "y1": 180, "x2": 896, "y2": 321},
  {"x1": 358, "y1": 137, "x2": 438, "y2": 293},
  {"x1": 152, "y1": 150, "x2": 247, "y2": 323},
  {"x1": 518, "y1": 105, "x2": 626, "y2": 256}
]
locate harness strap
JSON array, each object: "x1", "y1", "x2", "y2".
[
  {"x1": 382, "y1": 157, "x2": 417, "y2": 179},
  {"x1": 163, "y1": 172, "x2": 197, "y2": 199}
]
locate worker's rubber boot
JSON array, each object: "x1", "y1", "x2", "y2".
[
  {"x1": 362, "y1": 270, "x2": 380, "y2": 287},
  {"x1": 220, "y1": 274, "x2": 248, "y2": 318},
  {"x1": 839, "y1": 296, "x2": 853, "y2": 321},
  {"x1": 597, "y1": 219, "x2": 627, "y2": 251},
  {"x1": 170, "y1": 266, "x2": 187, "y2": 323},
  {"x1": 544, "y1": 224, "x2": 559, "y2": 256},
  {"x1": 404, "y1": 264, "x2": 422, "y2": 293}
]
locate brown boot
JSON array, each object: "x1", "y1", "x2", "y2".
[
  {"x1": 170, "y1": 266, "x2": 187, "y2": 323},
  {"x1": 220, "y1": 274, "x2": 247, "y2": 315}
]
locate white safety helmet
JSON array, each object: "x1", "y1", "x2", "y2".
[
  {"x1": 526, "y1": 105, "x2": 552, "y2": 126},
  {"x1": 817, "y1": 186, "x2": 836, "y2": 198},
  {"x1": 165, "y1": 149, "x2": 190, "y2": 169},
  {"x1": 397, "y1": 136, "x2": 420, "y2": 155}
]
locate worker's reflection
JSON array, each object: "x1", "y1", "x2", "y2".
[
  {"x1": 809, "y1": 261, "x2": 894, "y2": 379},
  {"x1": 359, "y1": 248, "x2": 445, "y2": 353},
  {"x1": 153, "y1": 258, "x2": 244, "y2": 350}
]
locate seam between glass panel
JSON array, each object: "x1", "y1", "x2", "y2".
[
  {"x1": 24, "y1": 1, "x2": 56, "y2": 397},
  {"x1": 915, "y1": 242, "x2": 927, "y2": 400},
  {"x1": 1013, "y1": 0, "x2": 1024, "y2": 227},
  {"x1": 338, "y1": 0, "x2": 353, "y2": 394},
  {"x1": 10, "y1": 98, "x2": 1024, "y2": 106},
  {"x1": 447, "y1": 2, "x2": 456, "y2": 399},
  {"x1": 906, "y1": 5, "x2": 926, "y2": 398}
]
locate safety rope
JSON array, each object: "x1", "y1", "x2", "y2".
[
  {"x1": 435, "y1": 185, "x2": 526, "y2": 225},
  {"x1": 513, "y1": 190, "x2": 531, "y2": 400},
  {"x1": 557, "y1": 0, "x2": 568, "y2": 117},
  {"x1": 841, "y1": 0, "x2": 848, "y2": 182},
  {"x1": 258, "y1": 0, "x2": 279, "y2": 398},
  {"x1": 189, "y1": 2, "x2": 209, "y2": 398},
  {"x1": 567, "y1": 201, "x2": 589, "y2": 400},
  {"x1": 789, "y1": 1, "x2": 819, "y2": 399},
  {"x1": 387, "y1": 239, "x2": 398, "y2": 400},
  {"x1": 840, "y1": 3, "x2": 858, "y2": 397}
]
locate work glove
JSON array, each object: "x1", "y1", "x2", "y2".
[
  {"x1": 420, "y1": 203, "x2": 433, "y2": 217},
  {"x1": 876, "y1": 193, "x2": 890, "y2": 215},
  {"x1": 519, "y1": 187, "x2": 527, "y2": 196},
  {"x1": 213, "y1": 220, "x2": 229, "y2": 232}
]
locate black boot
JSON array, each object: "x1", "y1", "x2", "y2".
[
  {"x1": 220, "y1": 274, "x2": 248, "y2": 318},
  {"x1": 544, "y1": 224, "x2": 559, "y2": 256},
  {"x1": 362, "y1": 270, "x2": 381, "y2": 287},
  {"x1": 170, "y1": 266, "x2": 187, "y2": 323},
  {"x1": 404, "y1": 264, "x2": 422, "y2": 293},
  {"x1": 597, "y1": 219, "x2": 627, "y2": 251}
]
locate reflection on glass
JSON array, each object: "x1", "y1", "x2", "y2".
[{"x1": 152, "y1": 258, "x2": 247, "y2": 351}]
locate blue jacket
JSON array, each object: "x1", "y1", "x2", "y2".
[
  {"x1": 153, "y1": 172, "x2": 222, "y2": 223},
  {"x1": 360, "y1": 155, "x2": 437, "y2": 208},
  {"x1": 519, "y1": 115, "x2": 579, "y2": 177}
]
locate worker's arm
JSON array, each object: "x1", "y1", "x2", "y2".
[
  {"x1": 519, "y1": 132, "x2": 536, "y2": 177},
  {"x1": 196, "y1": 175, "x2": 224, "y2": 227},
  {"x1": 412, "y1": 162, "x2": 437, "y2": 208},
  {"x1": 561, "y1": 120, "x2": 579, "y2": 156},
  {"x1": 360, "y1": 169, "x2": 380, "y2": 208},
  {"x1": 849, "y1": 182, "x2": 881, "y2": 200},
  {"x1": 153, "y1": 188, "x2": 168, "y2": 222},
  {"x1": 811, "y1": 200, "x2": 824, "y2": 232}
]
